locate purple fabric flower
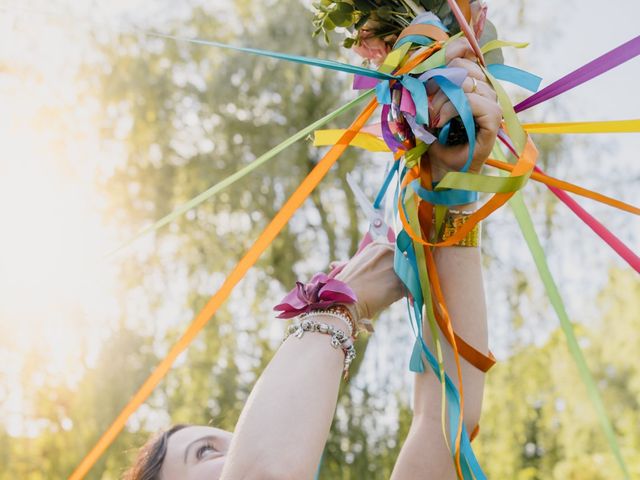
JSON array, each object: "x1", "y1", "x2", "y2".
[{"x1": 273, "y1": 272, "x2": 357, "y2": 319}]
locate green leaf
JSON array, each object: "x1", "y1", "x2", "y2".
[
  {"x1": 329, "y1": 13, "x2": 355, "y2": 27},
  {"x1": 323, "y1": 15, "x2": 336, "y2": 30},
  {"x1": 343, "y1": 37, "x2": 356, "y2": 48},
  {"x1": 328, "y1": 3, "x2": 355, "y2": 28}
]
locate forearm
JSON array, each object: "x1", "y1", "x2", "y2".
[
  {"x1": 417, "y1": 240, "x2": 488, "y2": 421},
  {"x1": 392, "y1": 206, "x2": 488, "y2": 480},
  {"x1": 221, "y1": 315, "x2": 344, "y2": 480}
]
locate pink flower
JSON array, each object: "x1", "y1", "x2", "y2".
[
  {"x1": 352, "y1": 28, "x2": 392, "y2": 66},
  {"x1": 273, "y1": 272, "x2": 357, "y2": 319},
  {"x1": 471, "y1": 0, "x2": 488, "y2": 39}
]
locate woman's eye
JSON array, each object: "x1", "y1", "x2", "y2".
[{"x1": 196, "y1": 443, "x2": 218, "y2": 460}]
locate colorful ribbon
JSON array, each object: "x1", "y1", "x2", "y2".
[
  {"x1": 70, "y1": 98, "x2": 380, "y2": 480},
  {"x1": 106, "y1": 90, "x2": 374, "y2": 256},
  {"x1": 536, "y1": 167, "x2": 640, "y2": 274},
  {"x1": 509, "y1": 190, "x2": 631, "y2": 479},
  {"x1": 273, "y1": 273, "x2": 357, "y2": 319},
  {"x1": 70, "y1": 14, "x2": 638, "y2": 480},
  {"x1": 515, "y1": 35, "x2": 640, "y2": 112}
]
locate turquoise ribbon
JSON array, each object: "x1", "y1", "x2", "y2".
[
  {"x1": 395, "y1": 35, "x2": 436, "y2": 48},
  {"x1": 375, "y1": 80, "x2": 392, "y2": 105},
  {"x1": 147, "y1": 32, "x2": 398, "y2": 81},
  {"x1": 410, "y1": 179, "x2": 479, "y2": 206},
  {"x1": 487, "y1": 64, "x2": 542, "y2": 92},
  {"x1": 107, "y1": 90, "x2": 374, "y2": 255},
  {"x1": 394, "y1": 233, "x2": 486, "y2": 480},
  {"x1": 401, "y1": 75, "x2": 430, "y2": 125},
  {"x1": 376, "y1": 75, "x2": 430, "y2": 126},
  {"x1": 381, "y1": 167, "x2": 485, "y2": 479},
  {"x1": 373, "y1": 160, "x2": 400, "y2": 209},
  {"x1": 431, "y1": 75, "x2": 476, "y2": 172}
]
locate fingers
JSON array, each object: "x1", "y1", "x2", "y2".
[
  {"x1": 427, "y1": 58, "x2": 486, "y2": 94},
  {"x1": 429, "y1": 76, "x2": 496, "y2": 124},
  {"x1": 435, "y1": 92, "x2": 502, "y2": 132},
  {"x1": 427, "y1": 93, "x2": 502, "y2": 172},
  {"x1": 336, "y1": 240, "x2": 394, "y2": 279},
  {"x1": 426, "y1": 58, "x2": 487, "y2": 96},
  {"x1": 445, "y1": 37, "x2": 477, "y2": 63},
  {"x1": 448, "y1": 57, "x2": 485, "y2": 81}
]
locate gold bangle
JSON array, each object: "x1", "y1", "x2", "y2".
[{"x1": 437, "y1": 210, "x2": 481, "y2": 247}]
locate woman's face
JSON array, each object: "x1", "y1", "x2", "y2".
[{"x1": 160, "y1": 425, "x2": 232, "y2": 480}]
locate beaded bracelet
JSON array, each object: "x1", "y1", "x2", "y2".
[
  {"x1": 283, "y1": 317, "x2": 356, "y2": 380},
  {"x1": 305, "y1": 306, "x2": 357, "y2": 337}
]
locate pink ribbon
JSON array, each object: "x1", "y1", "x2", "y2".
[
  {"x1": 273, "y1": 272, "x2": 357, "y2": 318},
  {"x1": 496, "y1": 136, "x2": 638, "y2": 272},
  {"x1": 534, "y1": 166, "x2": 640, "y2": 274}
]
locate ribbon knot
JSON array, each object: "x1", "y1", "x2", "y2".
[{"x1": 273, "y1": 272, "x2": 357, "y2": 319}]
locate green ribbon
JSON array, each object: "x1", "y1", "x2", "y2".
[
  {"x1": 497, "y1": 144, "x2": 630, "y2": 479},
  {"x1": 435, "y1": 170, "x2": 531, "y2": 193},
  {"x1": 485, "y1": 69, "x2": 527, "y2": 157},
  {"x1": 107, "y1": 90, "x2": 374, "y2": 256},
  {"x1": 404, "y1": 191, "x2": 450, "y2": 454}
]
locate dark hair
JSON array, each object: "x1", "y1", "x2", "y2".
[{"x1": 123, "y1": 425, "x2": 190, "y2": 480}]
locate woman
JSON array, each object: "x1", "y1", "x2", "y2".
[{"x1": 125, "y1": 7, "x2": 501, "y2": 480}]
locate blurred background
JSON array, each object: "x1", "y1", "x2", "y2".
[{"x1": 0, "y1": 0, "x2": 638, "y2": 478}]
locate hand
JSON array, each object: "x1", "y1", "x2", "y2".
[
  {"x1": 426, "y1": 38, "x2": 503, "y2": 182},
  {"x1": 334, "y1": 240, "x2": 404, "y2": 324}
]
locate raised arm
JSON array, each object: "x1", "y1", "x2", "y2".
[
  {"x1": 221, "y1": 241, "x2": 402, "y2": 480},
  {"x1": 391, "y1": 38, "x2": 502, "y2": 480}
]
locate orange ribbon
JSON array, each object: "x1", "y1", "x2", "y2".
[
  {"x1": 486, "y1": 158, "x2": 640, "y2": 215},
  {"x1": 69, "y1": 44, "x2": 444, "y2": 480}
]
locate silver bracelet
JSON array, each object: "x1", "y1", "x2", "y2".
[
  {"x1": 284, "y1": 318, "x2": 356, "y2": 380},
  {"x1": 302, "y1": 310, "x2": 354, "y2": 337}
]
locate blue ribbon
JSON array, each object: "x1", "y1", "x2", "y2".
[
  {"x1": 487, "y1": 64, "x2": 542, "y2": 92},
  {"x1": 373, "y1": 160, "x2": 400, "y2": 209},
  {"x1": 395, "y1": 35, "x2": 436, "y2": 48},
  {"x1": 400, "y1": 75, "x2": 430, "y2": 125},
  {"x1": 147, "y1": 32, "x2": 399, "y2": 81},
  {"x1": 410, "y1": 179, "x2": 479, "y2": 205},
  {"x1": 430, "y1": 75, "x2": 476, "y2": 172},
  {"x1": 394, "y1": 232, "x2": 486, "y2": 480},
  {"x1": 376, "y1": 75, "x2": 430, "y2": 126},
  {"x1": 376, "y1": 80, "x2": 393, "y2": 105}
]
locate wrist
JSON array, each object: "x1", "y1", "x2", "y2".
[
  {"x1": 284, "y1": 313, "x2": 357, "y2": 380},
  {"x1": 436, "y1": 205, "x2": 481, "y2": 247},
  {"x1": 447, "y1": 202, "x2": 479, "y2": 212}
]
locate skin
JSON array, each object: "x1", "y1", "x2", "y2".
[
  {"x1": 160, "y1": 426, "x2": 232, "y2": 480},
  {"x1": 391, "y1": 37, "x2": 498, "y2": 480},
  {"x1": 157, "y1": 36, "x2": 501, "y2": 480}
]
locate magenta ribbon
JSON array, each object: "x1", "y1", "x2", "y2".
[
  {"x1": 533, "y1": 166, "x2": 640, "y2": 273},
  {"x1": 353, "y1": 74, "x2": 379, "y2": 90},
  {"x1": 273, "y1": 272, "x2": 357, "y2": 318},
  {"x1": 497, "y1": 137, "x2": 639, "y2": 273},
  {"x1": 515, "y1": 35, "x2": 640, "y2": 112}
]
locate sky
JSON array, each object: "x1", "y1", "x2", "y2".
[{"x1": 0, "y1": 0, "x2": 638, "y2": 436}]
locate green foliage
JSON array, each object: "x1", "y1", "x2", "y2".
[
  {"x1": 311, "y1": 0, "x2": 457, "y2": 47},
  {"x1": 476, "y1": 268, "x2": 640, "y2": 479},
  {"x1": 2, "y1": 1, "x2": 639, "y2": 479}
]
